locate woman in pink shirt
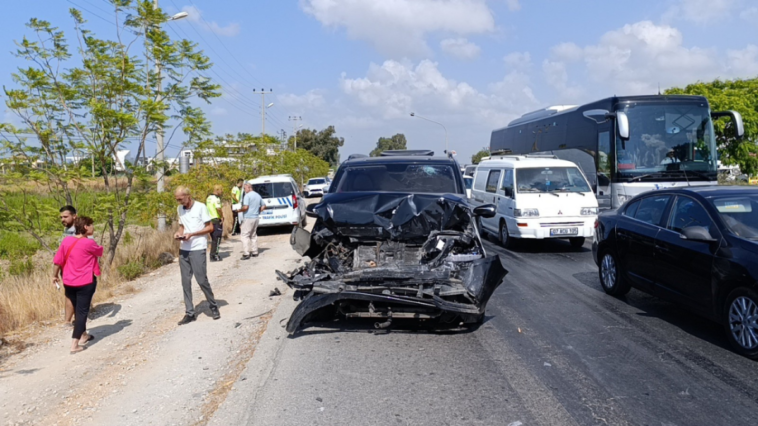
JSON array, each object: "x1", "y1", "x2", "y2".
[{"x1": 53, "y1": 216, "x2": 103, "y2": 354}]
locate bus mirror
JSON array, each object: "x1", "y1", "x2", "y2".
[
  {"x1": 583, "y1": 109, "x2": 610, "y2": 123},
  {"x1": 615, "y1": 111, "x2": 630, "y2": 141},
  {"x1": 712, "y1": 110, "x2": 745, "y2": 139}
]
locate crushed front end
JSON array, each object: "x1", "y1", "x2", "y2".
[{"x1": 277, "y1": 193, "x2": 508, "y2": 333}]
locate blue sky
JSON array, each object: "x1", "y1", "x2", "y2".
[{"x1": 1, "y1": 0, "x2": 757, "y2": 163}]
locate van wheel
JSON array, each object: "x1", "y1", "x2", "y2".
[
  {"x1": 499, "y1": 221, "x2": 515, "y2": 249},
  {"x1": 569, "y1": 237, "x2": 585, "y2": 249},
  {"x1": 598, "y1": 250, "x2": 630, "y2": 297},
  {"x1": 724, "y1": 288, "x2": 758, "y2": 359}
]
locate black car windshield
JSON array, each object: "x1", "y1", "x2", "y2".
[
  {"x1": 516, "y1": 167, "x2": 591, "y2": 193},
  {"x1": 709, "y1": 195, "x2": 758, "y2": 240},
  {"x1": 308, "y1": 179, "x2": 326, "y2": 185},
  {"x1": 335, "y1": 164, "x2": 459, "y2": 194},
  {"x1": 616, "y1": 103, "x2": 717, "y2": 180},
  {"x1": 253, "y1": 182, "x2": 295, "y2": 198}
]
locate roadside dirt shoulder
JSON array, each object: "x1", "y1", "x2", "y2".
[{"x1": 0, "y1": 229, "x2": 300, "y2": 426}]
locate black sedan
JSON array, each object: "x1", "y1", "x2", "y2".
[{"x1": 593, "y1": 186, "x2": 758, "y2": 359}]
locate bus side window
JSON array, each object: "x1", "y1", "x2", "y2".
[{"x1": 597, "y1": 131, "x2": 612, "y2": 193}]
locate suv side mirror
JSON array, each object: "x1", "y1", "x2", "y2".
[
  {"x1": 681, "y1": 226, "x2": 716, "y2": 243},
  {"x1": 473, "y1": 204, "x2": 496, "y2": 218},
  {"x1": 305, "y1": 203, "x2": 318, "y2": 218}
]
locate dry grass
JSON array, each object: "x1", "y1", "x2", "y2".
[{"x1": 0, "y1": 227, "x2": 179, "y2": 336}]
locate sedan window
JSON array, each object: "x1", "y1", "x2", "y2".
[
  {"x1": 623, "y1": 199, "x2": 640, "y2": 217},
  {"x1": 634, "y1": 195, "x2": 671, "y2": 226},
  {"x1": 668, "y1": 196, "x2": 713, "y2": 234},
  {"x1": 711, "y1": 195, "x2": 758, "y2": 240}
]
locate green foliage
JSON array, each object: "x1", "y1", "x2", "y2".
[
  {"x1": 117, "y1": 260, "x2": 143, "y2": 281},
  {"x1": 287, "y1": 126, "x2": 344, "y2": 166},
  {"x1": 370, "y1": 134, "x2": 407, "y2": 157},
  {"x1": 665, "y1": 78, "x2": 758, "y2": 176},
  {"x1": 0, "y1": 1, "x2": 220, "y2": 265},
  {"x1": 75, "y1": 157, "x2": 117, "y2": 177},
  {"x1": 123, "y1": 231, "x2": 133, "y2": 245},
  {"x1": 0, "y1": 231, "x2": 40, "y2": 259},
  {"x1": 472, "y1": 149, "x2": 490, "y2": 164},
  {"x1": 8, "y1": 257, "x2": 34, "y2": 276}
]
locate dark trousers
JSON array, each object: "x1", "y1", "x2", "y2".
[
  {"x1": 64, "y1": 279, "x2": 97, "y2": 340},
  {"x1": 179, "y1": 250, "x2": 217, "y2": 316},
  {"x1": 231, "y1": 212, "x2": 241, "y2": 235},
  {"x1": 210, "y1": 218, "x2": 223, "y2": 257}
]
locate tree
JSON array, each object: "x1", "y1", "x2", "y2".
[
  {"x1": 370, "y1": 134, "x2": 407, "y2": 157},
  {"x1": 666, "y1": 78, "x2": 758, "y2": 176},
  {"x1": 0, "y1": 1, "x2": 220, "y2": 264},
  {"x1": 472, "y1": 149, "x2": 490, "y2": 164},
  {"x1": 287, "y1": 126, "x2": 344, "y2": 167}
]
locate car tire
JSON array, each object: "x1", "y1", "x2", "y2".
[
  {"x1": 723, "y1": 288, "x2": 758, "y2": 360},
  {"x1": 598, "y1": 250, "x2": 631, "y2": 297},
  {"x1": 499, "y1": 221, "x2": 515, "y2": 249},
  {"x1": 569, "y1": 237, "x2": 586, "y2": 249}
]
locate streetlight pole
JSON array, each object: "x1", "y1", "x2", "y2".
[
  {"x1": 410, "y1": 112, "x2": 448, "y2": 154},
  {"x1": 154, "y1": 1, "x2": 188, "y2": 231},
  {"x1": 289, "y1": 116, "x2": 302, "y2": 151},
  {"x1": 253, "y1": 89, "x2": 273, "y2": 140}
]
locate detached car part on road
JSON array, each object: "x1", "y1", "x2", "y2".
[{"x1": 277, "y1": 153, "x2": 508, "y2": 333}]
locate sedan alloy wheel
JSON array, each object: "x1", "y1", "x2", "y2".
[{"x1": 729, "y1": 296, "x2": 758, "y2": 350}]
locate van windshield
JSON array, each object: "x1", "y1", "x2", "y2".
[
  {"x1": 516, "y1": 167, "x2": 591, "y2": 193},
  {"x1": 253, "y1": 182, "x2": 295, "y2": 198}
]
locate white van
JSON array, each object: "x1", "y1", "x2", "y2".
[
  {"x1": 248, "y1": 175, "x2": 307, "y2": 228},
  {"x1": 470, "y1": 155, "x2": 598, "y2": 248}
]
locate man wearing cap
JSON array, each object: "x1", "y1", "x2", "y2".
[{"x1": 239, "y1": 182, "x2": 266, "y2": 260}]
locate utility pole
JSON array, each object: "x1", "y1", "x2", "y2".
[
  {"x1": 254, "y1": 88, "x2": 273, "y2": 140},
  {"x1": 289, "y1": 116, "x2": 302, "y2": 151},
  {"x1": 153, "y1": 1, "x2": 188, "y2": 231}
]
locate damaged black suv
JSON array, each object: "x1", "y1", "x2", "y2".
[{"x1": 277, "y1": 150, "x2": 508, "y2": 333}]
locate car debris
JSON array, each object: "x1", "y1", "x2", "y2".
[{"x1": 277, "y1": 193, "x2": 508, "y2": 333}]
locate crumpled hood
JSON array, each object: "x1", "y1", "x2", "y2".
[{"x1": 310, "y1": 192, "x2": 473, "y2": 242}]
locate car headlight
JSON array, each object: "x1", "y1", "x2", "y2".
[
  {"x1": 514, "y1": 208, "x2": 539, "y2": 217},
  {"x1": 581, "y1": 207, "x2": 598, "y2": 216}
]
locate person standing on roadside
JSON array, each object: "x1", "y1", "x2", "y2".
[
  {"x1": 206, "y1": 185, "x2": 224, "y2": 262},
  {"x1": 239, "y1": 182, "x2": 266, "y2": 260},
  {"x1": 230, "y1": 179, "x2": 243, "y2": 235},
  {"x1": 52, "y1": 216, "x2": 102, "y2": 354},
  {"x1": 174, "y1": 186, "x2": 220, "y2": 325},
  {"x1": 59, "y1": 206, "x2": 77, "y2": 327}
]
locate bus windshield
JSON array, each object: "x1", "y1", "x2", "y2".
[{"x1": 616, "y1": 103, "x2": 717, "y2": 180}]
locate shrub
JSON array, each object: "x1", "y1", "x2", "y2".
[
  {"x1": 0, "y1": 231, "x2": 40, "y2": 260},
  {"x1": 8, "y1": 258, "x2": 34, "y2": 276},
  {"x1": 117, "y1": 261, "x2": 143, "y2": 280}
]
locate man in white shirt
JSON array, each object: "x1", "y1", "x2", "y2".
[
  {"x1": 174, "y1": 186, "x2": 220, "y2": 325},
  {"x1": 239, "y1": 182, "x2": 266, "y2": 259}
]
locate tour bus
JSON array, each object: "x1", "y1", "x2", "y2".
[
  {"x1": 471, "y1": 155, "x2": 598, "y2": 248},
  {"x1": 490, "y1": 95, "x2": 745, "y2": 209}
]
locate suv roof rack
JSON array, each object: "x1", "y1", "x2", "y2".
[
  {"x1": 483, "y1": 154, "x2": 558, "y2": 161},
  {"x1": 380, "y1": 149, "x2": 434, "y2": 157},
  {"x1": 347, "y1": 153, "x2": 368, "y2": 160}
]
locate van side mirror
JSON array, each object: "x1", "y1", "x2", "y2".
[
  {"x1": 711, "y1": 110, "x2": 745, "y2": 139},
  {"x1": 305, "y1": 203, "x2": 318, "y2": 218},
  {"x1": 503, "y1": 186, "x2": 513, "y2": 198},
  {"x1": 473, "y1": 204, "x2": 496, "y2": 218},
  {"x1": 681, "y1": 226, "x2": 716, "y2": 243}
]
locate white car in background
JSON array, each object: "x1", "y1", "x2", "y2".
[
  {"x1": 463, "y1": 175, "x2": 474, "y2": 199},
  {"x1": 304, "y1": 177, "x2": 331, "y2": 197}
]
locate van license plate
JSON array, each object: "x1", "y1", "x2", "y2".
[{"x1": 550, "y1": 228, "x2": 578, "y2": 236}]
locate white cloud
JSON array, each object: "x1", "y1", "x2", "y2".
[
  {"x1": 440, "y1": 38, "x2": 481, "y2": 60},
  {"x1": 181, "y1": 5, "x2": 240, "y2": 37},
  {"x1": 505, "y1": 0, "x2": 521, "y2": 11},
  {"x1": 726, "y1": 45, "x2": 758, "y2": 77},
  {"x1": 339, "y1": 59, "x2": 539, "y2": 126},
  {"x1": 503, "y1": 51, "x2": 532, "y2": 71},
  {"x1": 663, "y1": 0, "x2": 737, "y2": 24},
  {"x1": 278, "y1": 90, "x2": 327, "y2": 110},
  {"x1": 301, "y1": 0, "x2": 496, "y2": 57},
  {"x1": 554, "y1": 21, "x2": 723, "y2": 95}
]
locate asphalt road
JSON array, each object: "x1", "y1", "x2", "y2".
[{"x1": 221, "y1": 236, "x2": 758, "y2": 426}]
